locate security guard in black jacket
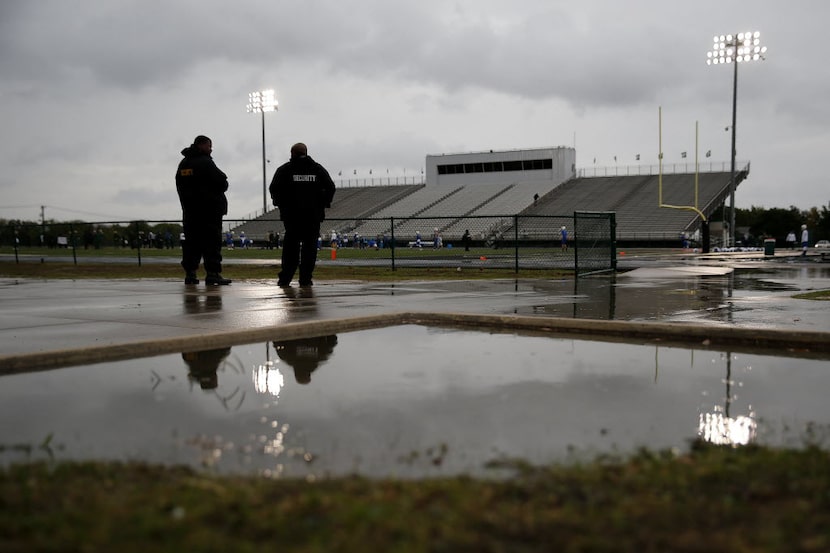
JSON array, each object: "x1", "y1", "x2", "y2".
[
  {"x1": 269, "y1": 143, "x2": 336, "y2": 287},
  {"x1": 175, "y1": 135, "x2": 231, "y2": 285}
]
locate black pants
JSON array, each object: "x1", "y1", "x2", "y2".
[
  {"x1": 279, "y1": 219, "x2": 321, "y2": 284},
  {"x1": 181, "y1": 215, "x2": 223, "y2": 274}
]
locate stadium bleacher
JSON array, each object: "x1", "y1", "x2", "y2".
[{"x1": 232, "y1": 168, "x2": 745, "y2": 246}]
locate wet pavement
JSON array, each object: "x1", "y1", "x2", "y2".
[
  {"x1": 1, "y1": 257, "x2": 829, "y2": 359},
  {"x1": 1, "y1": 254, "x2": 830, "y2": 477}
]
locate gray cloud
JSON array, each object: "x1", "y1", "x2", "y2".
[{"x1": 1, "y1": 0, "x2": 829, "y2": 221}]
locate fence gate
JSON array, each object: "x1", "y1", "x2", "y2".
[{"x1": 574, "y1": 211, "x2": 616, "y2": 277}]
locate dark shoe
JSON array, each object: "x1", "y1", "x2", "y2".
[
  {"x1": 299, "y1": 280, "x2": 313, "y2": 287},
  {"x1": 205, "y1": 273, "x2": 231, "y2": 285},
  {"x1": 277, "y1": 280, "x2": 291, "y2": 288},
  {"x1": 184, "y1": 272, "x2": 199, "y2": 285}
]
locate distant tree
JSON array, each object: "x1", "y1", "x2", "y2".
[
  {"x1": 150, "y1": 223, "x2": 183, "y2": 248},
  {"x1": 814, "y1": 203, "x2": 830, "y2": 241},
  {"x1": 124, "y1": 220, "x2": 151, "y2": 248},
  {"x1": 736, "y1": 206, "x2": 803, "y2": 243}
]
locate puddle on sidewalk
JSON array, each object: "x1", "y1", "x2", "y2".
[{"x1": 2, "y1": 325, "x2": 829, "y2": 479}]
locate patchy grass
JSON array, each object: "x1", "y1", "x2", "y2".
[
  {"x1": 793, "y1": 289, "x2": 830, "y2": 301},
  {"x1": 0, "y1": 260, "x2": 567, "y2": 282},
  {"x1": 1, "y1": 443, "x2": 829, "y2": 551},
  {"x1": 4, "y1": 245, "x2": 569, "y2": 259}
]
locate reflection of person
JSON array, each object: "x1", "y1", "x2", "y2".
[
  {"x1": 269, "y1": 143, "x2": 336, "y2": 288},
  {"x1": 273, "y1": 335, "x2": 338, "y2": 384},
  {"x1": 182, "y1": 347, "x2": 231, "y2": 390},
  {"x1": 183, "y1": 292, "x2": 223, "y2": 314},
  {"x1": 175, "y1": 135, "x2": 231, "y2": 286}
]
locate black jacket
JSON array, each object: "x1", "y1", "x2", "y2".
[
  {"x1": 175, "y1": 145, "x2": 229, "y2": 217},
  {"x1": 269, "y1": 155, "x2": 336, "y2": 223}
]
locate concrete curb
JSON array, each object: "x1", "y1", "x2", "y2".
[
  {"x1": 408, "y1": 313, "x2": 830, "y2": 358},
  {"x1": 2, "y1": 312, "x2": 829, "y2": 375}
]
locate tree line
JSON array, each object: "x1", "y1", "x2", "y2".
[
  {"x1": 0, "y1": 220, "x2": 182, "y2": 249},
  {"x1": 734, "y1": 203, "x2": 830, "y2": 245}
]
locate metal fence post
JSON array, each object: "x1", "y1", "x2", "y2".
[
  {"x1": 134, "y1": 222, "x2": 142, "y2": 267},
  {"x1": 70, "y1": 223, "x2": 77, "y2": 265},
  {"x1": 390, "y1": 216, "x2": 396, "y2": 271},
  {"x1": 13, "y1": 224, "x2": 19, "y2": 264},
  {"x1": 610, "y1": 212, "x2": 617, "y2": 272},
  {"x1": 572, "y1": 213, "x2": 578, "y2": 277},
  {"x1": 514, "y1": 215, "x2": 519, "y2": 274}
]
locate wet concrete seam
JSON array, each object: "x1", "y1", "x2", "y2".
[
  {"x1": 0, "y1": 313, "x2": 409, "y2": 375},
  {"x1": 405, "y1": 312, "x2": 830, "y2": 359},
  {"x1": 2, "y1": 312, "x2": 830, "y2": 375}
]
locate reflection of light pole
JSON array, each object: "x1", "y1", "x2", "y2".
[
  {"x1": 247, "y1": 89, "x2": 279, "y2": 215},
  {"x1": 253, "y1": 358, "x2": 284, "y2": 397},
  {"x1": 698, "y1": 351, "x2": 757, "y2": 446},
  {"x1": 707, "y1": 32, "x2": 766, "y2": 247}
]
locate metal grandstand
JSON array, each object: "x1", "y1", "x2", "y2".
[{"x1": 234, "y1": 163, "x2": 748, "y2": 248}]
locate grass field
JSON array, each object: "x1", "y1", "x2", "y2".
[
  {"x1": 2, "y1": 244, "x2": 570, "y2": 259},
  {"x1": 0, "y1": 244, "x2": 574, "y2": 281},
  {"x1": 1, "y1": 443, "x2": 829, "y2": 551},
  {"x1": 0, "y1": 260, "x2": 570, "y2": 282}
]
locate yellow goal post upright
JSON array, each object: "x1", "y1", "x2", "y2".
[{"x1": 658, "y1": 106, "x2": 710, "y2": 253}]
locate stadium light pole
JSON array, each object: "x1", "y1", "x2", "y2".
[
  {"x1": 706, "y1": 32, "x2": 766, "y2": 247},
  {"x1": 247, "y1": 89, "x2": 279, "y2": 215}
]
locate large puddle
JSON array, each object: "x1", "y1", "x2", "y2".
[{"x1": 2, "y1": 325, "x2": 829, "y2": 479}]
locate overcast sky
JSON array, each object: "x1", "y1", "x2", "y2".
[{"x1": 1, "y1": 0, "x2": 827, "y2": 223}]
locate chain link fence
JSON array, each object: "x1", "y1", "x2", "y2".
[
  {"x1": 1, "y1": 220, "x2": 184, "y2": 266},
  {"x1": 3, "y1": 213, "x2": 616, "y2": 275}
]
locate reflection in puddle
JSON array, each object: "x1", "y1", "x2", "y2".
[
  {"x1": 182, "y1": 348, "x2": 231, "y2": 390},
  {"x1": 521, "y1": 272, "x2": 740, "y2": 321},
  {"x1": 274, "y1": 335, "x2": 338, "y2": 385},
  {"x1": 1, "y1": 326, "x2": 829, "y2": 478},
  {"x1": 253, "y1": 360, "x2": 284, "y2": 398},
  {"x1": 699, "y1": 412, "x2": 756, "y2": 445},
  {"x1": 697, "y1": 349, "x2": 758, "y2": 445}
]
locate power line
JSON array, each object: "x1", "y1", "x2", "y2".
[
  {"x1": 42, "y1": 205, "x2": 136, "y2": 221},
  {"x1": 1, "y1": 205, "x2": 139, "y2": 222}
]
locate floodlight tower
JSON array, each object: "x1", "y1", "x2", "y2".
[
  {"x1": 247, "y1": 89, "x2": 279, "y2": 215},
  {"x1": 706, "y1": 32, "x2": 766, "y2": 247}
]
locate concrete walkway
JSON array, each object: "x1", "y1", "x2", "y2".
[
  {"x1": 0, "y1": 277, "x2": 603, "y2": 357},
  {"x1": 2, "y1": 253, "x2": 830, "y2": 371}
]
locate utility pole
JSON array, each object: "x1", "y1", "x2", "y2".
[{"x1": 40, "y1": 205, "x2": 46, "y2": 247}]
